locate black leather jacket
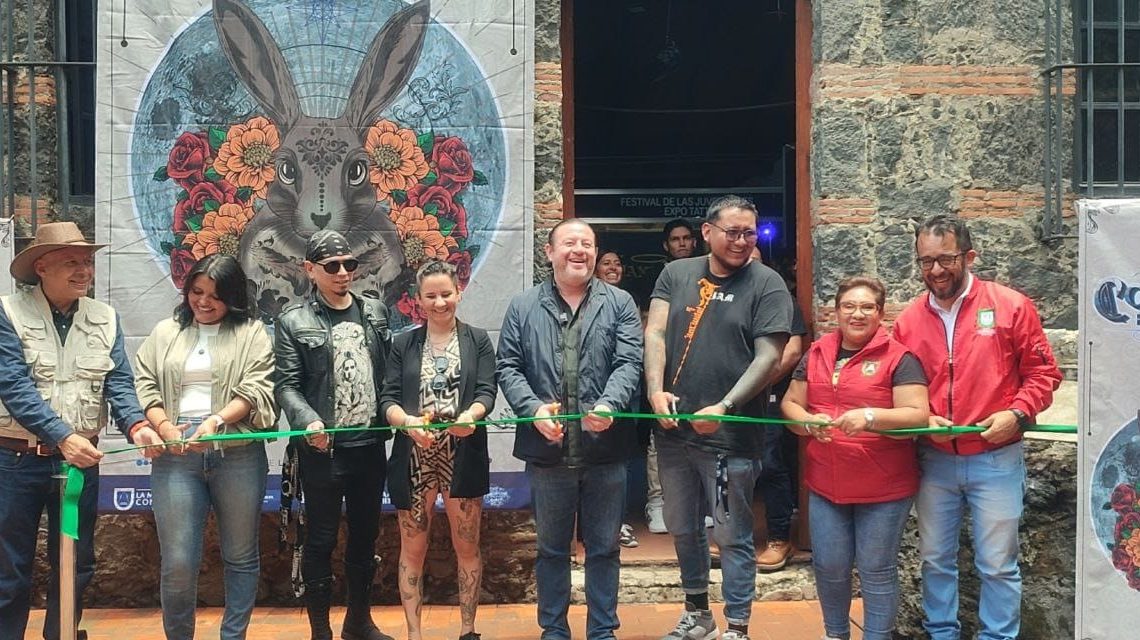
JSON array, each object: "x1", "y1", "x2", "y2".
[{"x1": 273, "y1": 291, "x2": 392, "y2": 446}]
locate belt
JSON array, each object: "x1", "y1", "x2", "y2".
[{"x1": 0, "y1": 435, "x2": 98, "y2": 457}]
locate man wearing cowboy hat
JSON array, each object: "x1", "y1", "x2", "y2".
[{"x1": 0, "y1": 221, "x2": 147, "y2": 640}]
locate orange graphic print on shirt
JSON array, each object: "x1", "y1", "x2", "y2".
[{"x1": 671, "y1": 277, "x2": 720, "y2": 387}]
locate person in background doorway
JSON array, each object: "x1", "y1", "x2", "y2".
[
  {"x1": 596, "y1": 250, "x2": 641, "y2": 550},
  {"x1": 748, "y1": 245, "x2": 806, "y2": 572}
]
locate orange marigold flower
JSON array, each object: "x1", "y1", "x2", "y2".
[
  {"x1": 389, "y1": 206, "x2": 459, "y2": 268},
  {"x1": 183, "y1": 204, "x2": 253, "y2": 259},
  {"x1": 213, "y1": 116, "x2": 280, "y2": 199},
  {"x1": 365, "y1": 120, "x2": 429, "y2": 199},
  {"x1": 1126, "y1": 528, "x2": 1140, "y2": 566}
]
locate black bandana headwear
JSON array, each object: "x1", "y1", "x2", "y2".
[{"x1": 305, "y1": 230, "x2": 352, "y2": 263}]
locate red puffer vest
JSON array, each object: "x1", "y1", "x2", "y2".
[{"x1": 803, "y1": 327, "x2": 920, "y2": 504}]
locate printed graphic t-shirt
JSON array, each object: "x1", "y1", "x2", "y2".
[
  {"x1": 651, "y1": 256, "x2": 794, "y2": 456},
  {"x1": 324, "y1": 300, "x2": 377, "y2": 445}
]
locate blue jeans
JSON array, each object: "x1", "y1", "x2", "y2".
[
  {"x1": 0, "y1": 449, "x2": 97, "y2": 640},
  {"x1": 916, "y1": 442, "x2": 1025, "y2": 640},
  {"x1": 527, "y1": 461, "x2": 626, "y2": 640},
  {"x1": 656, "y1": 435, "x2": 761, "y2": 626},
  {"x1": 150, "y1": 441, "x2": 268, "y2": 640},
  {"x1": 809, "y1": 491, "x2": 912, "y2": 640}
]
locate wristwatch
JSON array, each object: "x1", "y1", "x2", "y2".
[
  {"x1": 1010, "y1": 408, "x2": 1031, "y2": 430},
  {"x1": 863, "y1": 408, "x2": 875, "y2": 426},
  {"x1": 719, "y1": 399, "x2": 736, "y2": 414}
]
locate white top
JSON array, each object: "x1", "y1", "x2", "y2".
[
  {"x1": 177, "y1": 323, "x2": 220, "y2": 420},
  {"x1": 926, "y1": 273, "x2": 974, "y2": 353}
]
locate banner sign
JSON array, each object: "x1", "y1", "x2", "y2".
[
  {"x1": 1078, "y1": 198, "x2": 1140, "y2": 638},
  {"x1": 94, "y1": 0, "x2": 534, "y2": 511}
]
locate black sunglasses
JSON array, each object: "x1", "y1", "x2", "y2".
[
  {"x1": 319, "y1": 258, "x2": 359, "y2": 275},
  {"x1": 431, "y1": 355, "x2": 449, "y2": 393}
]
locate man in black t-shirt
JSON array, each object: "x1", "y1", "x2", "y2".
[
  {"x1": 274, "y1": 231, "x2": 394, "y2": 640},
  {"x1": 645, "y1": 196, "x2": 793, "y2": 640}
]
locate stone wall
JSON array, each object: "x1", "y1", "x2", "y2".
[
  {"x1": 32, "y1": 511, "x2": 537, "y2": 608},
  {"x1": 810, "y1": 0, "x2": 1078, "y2": 330}
]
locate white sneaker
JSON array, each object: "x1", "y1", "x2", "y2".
[
  {"x1": 646, "y1": 503, "x2": 667, "y2": 534},
  {"x1": 619, "y1": 523, "x2": 639, "y2": 548},
  {"x1": 721, "y1": 632, "x2": 750, "y2": 640},
  {"x1": 704, "y1": 515, "x2": 714, "y2": 528}
]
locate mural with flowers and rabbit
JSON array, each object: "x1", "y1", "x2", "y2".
[
  {"x1": 95, "y1": 0, "x2": 533, "y2": 509},
  {"x1": 99, "y1": 0, "x2": 531, "y2": 332}
]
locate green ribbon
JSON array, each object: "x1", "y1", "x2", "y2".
[
  {"x1": 60, "y1": 463, "x2": 85, "y2": 540},
  {"x1": 101, "y1": 411, "x2": 1077, "y2": 457}
]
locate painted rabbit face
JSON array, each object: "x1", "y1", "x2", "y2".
[{"x1": 267, "y1": 119, "x2": 381, "y2": 237}]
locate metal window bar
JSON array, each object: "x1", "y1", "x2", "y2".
[
  {"x1": 1042, "y1": 0, "x2": 1140, "y2": 239},
  {"x1": 0, "y1": 0, "x2": 93, "y2": 242}
]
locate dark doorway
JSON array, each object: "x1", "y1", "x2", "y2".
[{"x1": 570, "y1": 0, "x2": 798, "y2": 305}]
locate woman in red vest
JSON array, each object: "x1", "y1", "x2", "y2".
[{"x1": 781, "y1": 276, "x2": 929, "y2": 640}]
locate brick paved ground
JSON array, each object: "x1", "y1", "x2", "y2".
[{"x1": 27, "y1": 600, "x2": 865, "y2": 640}]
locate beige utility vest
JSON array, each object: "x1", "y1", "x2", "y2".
[{"x1": 0, "y1": 286, "x2": 117, "y2": 443}]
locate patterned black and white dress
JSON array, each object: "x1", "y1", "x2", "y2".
[{"x1": 408, "y1": 330, "x2": 461, "y2": 518}]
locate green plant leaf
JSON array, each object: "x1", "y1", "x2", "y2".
[
  {"x1": 467, "y1": 244, "x2": 480, "y2": 259},
  {"x1": 424, "y1": 203, "x2": 439, "y2": 216},
  {"x1": 236, "y1": 187, "x2": 253, "y2": 202},
  {"x1": 422, "y1": 171, "x2": 437, "y2": 186},
  {"x1": 453, "y1": 194, "x2": 463, "y2": 205},
  {"x1": 417, "y1": 131, "x2": 434, "y2": 155},
  {"x1": 208, "y1": 126, "x2": 227, "y2": 151},
  {"x1": 160, "y1": 241, "x2": 175, "y2": 255},
  {"x1": 186, "y1": 215, "x2": 203, "y2": 233},
  {"x1": 205, "y1": 166, "x2": 222, "y2": 182},
  {"x1": 176, "y1": 190, "x2": 189, "y2": 202},
  {"x1": 153, "y1": 166, "x2": 169, "y2": 181},
  {"x1": 472, "y1": 170, "x2": 488, "y2": 186},
  {"x1": 203, "y1": 199, "x2": 220, "y2": 213},
  {"x1": 392, "y1": 189, "x2": 408, "y2": 204},
  {"x1": 439, "y1": 218, "x2": 455, "y2": 236}
]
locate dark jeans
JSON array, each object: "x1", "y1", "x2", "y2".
[
  {"x1": 527, "y1": 461, "x2": 626, "y2": 640},
  {"x1": 757, "y1": 427, "x2": 794, "y2": 540},
  {"x1": 299, "y1": 442, "x2": 386, "y2": 583},
  {"x1": 0, "y1": 449, "x2": 98, "y2": 640}
]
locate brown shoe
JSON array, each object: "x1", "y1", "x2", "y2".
[{"x1": 756, "y1": 539, "x2": 793, "y2": 571}]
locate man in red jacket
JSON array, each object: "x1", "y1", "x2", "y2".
[{"x1": 892, "y1": 215, "x2": 1062, "y2": 640}]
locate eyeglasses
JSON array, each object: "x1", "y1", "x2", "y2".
[
  {"x1": 838, "y1": 301, "x2": 879, "y2": 315},
  {"x1": 318, "y1": 258, "x2": 359, "y2": 274},
  {"x1": 431, "y1": 355, "x2": 449, "y2": 393},
  {"x1": 916, "y1": 253, "x2": 965, "y2": 271},
  {"x1": 707, "y1": 222, "x2": 758, "y2": 243}
]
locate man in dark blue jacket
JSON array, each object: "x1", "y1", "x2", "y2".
[{"x1": 497, "y1": 218, "x2": 643, "y2": 640}]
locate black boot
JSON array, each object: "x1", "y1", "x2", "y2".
[
  {"x1": 305, "y1": 578, "x2": 334, "y2": 640},
  {"x1": 341, "y1": 558, "x2": 393, "y2": 640}
]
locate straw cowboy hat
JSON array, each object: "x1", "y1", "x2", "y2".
[{"x1": 9, "y1": 222, "x2": 108, "y2": 284}]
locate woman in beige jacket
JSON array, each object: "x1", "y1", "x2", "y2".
[{"x1": 132, "y1": 254, "x2": 277, "y2": 640}]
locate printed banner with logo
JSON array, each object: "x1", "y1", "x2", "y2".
[
  {"x1": 1078, "y1": 198, "x2": 1140, "y2": 638},
  {"x1": 94, "y1": 0, "x2": 534, "y2": 512}
]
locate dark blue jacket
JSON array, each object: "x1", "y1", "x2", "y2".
[{"x1": 496, "y1": 279, "x2": 643, "y2": 466}]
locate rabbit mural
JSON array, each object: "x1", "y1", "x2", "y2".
[{"x1": 151, "y1": 0, "x2": 492, "y2": 325}]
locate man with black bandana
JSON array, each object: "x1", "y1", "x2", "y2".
[
  {"x1": 645, "y1": 195, "x2": 793, "y2": 640},
  {"x1": 274, "y1": 230, "x2": 394, "y2": 640},
  {"x1": 497, "y1": 219, "x2": 643, "y2": 640}
]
